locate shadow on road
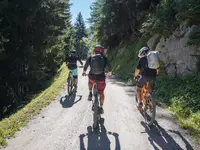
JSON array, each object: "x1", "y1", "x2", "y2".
[
  {"x1": 141, "y1": 121, "x2": 194, "y2": 150},
  {"x1": 60, "y1": 93, "x2": 82, "y2": 108},
  {"x1": 79, "y1": 125, "x2": 121, "y2": 150}
]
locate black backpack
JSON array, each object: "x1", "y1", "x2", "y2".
[{"x1": 90, "y1": 54, "x2": 105, "y2": 75}]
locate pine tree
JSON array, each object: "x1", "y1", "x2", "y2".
[
  {"x1": 74, "y1": 12, "x2": 88, "y2": 58},
  {"x1": 0, "y1": 0, "x2": 74, "y2": 117}
]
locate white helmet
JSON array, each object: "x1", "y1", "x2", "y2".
[{"x1": 138, "y1": 47, "x2": 149, "y2": 58}]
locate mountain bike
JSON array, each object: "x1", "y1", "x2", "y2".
[
  {"x1": 135, "y1": 74, "x2": 156, "y2": 126},
  {"x1": 67, "y1": 70, "x2": 75, "y2": 95},
  {"x1": 92, "y1": 80, "x2": 104, "y2": 129}
]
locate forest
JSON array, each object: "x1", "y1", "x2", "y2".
[{"x1": 0, "y1": 0, "x2": 88, "y2": 118}]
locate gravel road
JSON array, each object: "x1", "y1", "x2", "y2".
[{"x1": 2, "y1": 67, "x2": 198, "y2": 150}]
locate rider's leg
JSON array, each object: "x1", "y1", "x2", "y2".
[
  {"x1": 88, "y1": 77, "x2": 93, "y2": 100},
  {"x1": 147, "y1": 77, "x2": 156, "y2": 96},
  {"x1": 136, "y1": 76, "x2": 147, "y2": 108},
  {"x1": 99, "y1": 93, "x2": 105, "y2": 106},
  {"x1": 72, "y1": 68, "x2": 78, "y2": 88},
  {"x1": 97, "y1": 80, "x2": 106, "y2": 114}
]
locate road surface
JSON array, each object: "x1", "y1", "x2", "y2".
[{"x1": 2, "y1": 67, "x2": 198, "y2": 150}]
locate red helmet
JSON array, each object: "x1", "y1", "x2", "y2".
[{"x1": 94, "y1": 45, "x2": 104, "y2": 53}]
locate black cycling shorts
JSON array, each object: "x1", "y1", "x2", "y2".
[{"x1": 137, "y1": 76, "x2": 156, "y2": 88}]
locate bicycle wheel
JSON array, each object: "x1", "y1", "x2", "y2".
[
  {"x1": 93, "y1": 94, "x2": 98, "y2": 129},
  {"x1": 143, "y1": 94, "x2": 156, "y2": 126},
  {"x1": 67, "y1": 73, "x2": 73, "y2": 95},
  {"x1": 93, "y1": 83, "x2": 99, "y2": 129}
]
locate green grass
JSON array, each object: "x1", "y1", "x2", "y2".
[
  {"x1": 0, "y1": 63, "x2": 69, "y2": 146},
  {"x1": 154, "y1": 75, "x2": 200, "y2": 143}
]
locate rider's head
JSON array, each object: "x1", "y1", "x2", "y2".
[
  {"x1": 94, "y1": 45, "x2": 104, "y2": 54},
  {"x1": 138, "y1": 47, "x2": 149, "y2": 58}
]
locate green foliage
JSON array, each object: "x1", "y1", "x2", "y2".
[
  {"x1": 74, "y1": 12, "x2": 88, "y2": 59},
  {"x1": 0, "y1": 64, "x2": 68, "y2": 146},
  {"x1": 0, "y1": 0, "x2": 73, "y2": 118},
  {"x1": 141, "y1": 0, "x2": 200, "y2": 37},
  {"x1": 176, "y1": 0, "x2": 200, "y2": 25},
  {"x1": 141, "y1": 0, "x2": 177, "y2": 37},
  {"x1": 108, "y1": 37, "x2": 147, "y2": 80},
  {"x1": 89, "y1": 0, "x2": 154, "y2": 47},
  {"x1": 188, "y1": 28, "x2": 200, "y2": 46},
  {"x1": 154, "y1": 75, "x2": 200, "y2": 139}
]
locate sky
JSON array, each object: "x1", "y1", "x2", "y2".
[{"x1": 70, "y1": 0, "x2": 95, "y2": 28}]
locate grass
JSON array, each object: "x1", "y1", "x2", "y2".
[
  {"x1": 0, "y1": 63, "x2": 68, "y2": 146},
  {"x1": 154, "y1": 75, "x2": 200, "y2": 144}
]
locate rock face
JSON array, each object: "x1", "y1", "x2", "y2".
[{"x1": 147, "y1": 22, "x2": 200, "y2": 76}]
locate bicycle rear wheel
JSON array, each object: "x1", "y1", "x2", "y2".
[
  {"x1": 67, "y1": 73, "x2": 73, "y2": 95},
  {"x1": 143, "y1": 94, "x2": 156, "y2": 126}
]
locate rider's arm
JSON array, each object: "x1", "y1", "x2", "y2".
[
  {"x1": 156, "y1": 68, "x2": 160, "y2": 76},
  {"x1": 134, "y1": 60, "x2": 141, "y2": 77},
  {"x1": 77, "y1": 56, "x2": 83, "y2": 66},
  {"x1": 83, "y1": 57, "x2": 90, "y2": 72}
]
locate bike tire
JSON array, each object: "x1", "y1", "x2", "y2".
[
  {"x1": 144, "y1": 95, "x2": 156, "y2": 126},
  {"x1": 93, "y1": 94, "x2": 98, "y2": 129},
  {"x1": 67, "y1": 77, "x2": 73, "y2": 95}
]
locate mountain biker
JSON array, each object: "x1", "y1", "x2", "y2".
[
  {"x1": 66, "y1": 50, "x2": 83, "y2": 90},
  {"x1": 134, "y1": 47, "x2": 160, "y2": 109},
  {"x1": 82, "y1": 45, "x2": 112, "y2": 114}
]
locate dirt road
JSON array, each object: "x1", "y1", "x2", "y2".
[{"x1": 2, "y1": 67, "x2": 198, "y2": 150}]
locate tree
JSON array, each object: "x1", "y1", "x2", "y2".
[
  {"x1": 89, "y1": 0, "x2": 160, "y2": 47},
  {"x1": 0, "y1": 0, "x2": 74, "y2": 117},
  {"x1": 74, "y1": 12, "x2": 88, "y2": 58}
]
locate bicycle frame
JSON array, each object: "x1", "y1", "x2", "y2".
[
  {"x1": 137, "y1": 75, "x2": 151, "y2": 107},
  {"x1": 135, "y1": 74, "x2": 156, "y2": 126}
]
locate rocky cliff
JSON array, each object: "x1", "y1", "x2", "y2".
[{"x1": 147, "y1": 22, "x2": 200, "y2": 76}]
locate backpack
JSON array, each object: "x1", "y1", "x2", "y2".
[
  {"x1": 90, "y1": 54, "x2": 105, "y2": 75},
  {"x1": 147, "y1": 51, "x2": 160, "y2": 69}
]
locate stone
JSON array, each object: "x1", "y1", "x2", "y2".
[
  {"x1": 147, "y1": 34, "x2": 161, "y2": 50},
  {"x1": 153, "y1": 22, "x2": 200, "y2": 76}
]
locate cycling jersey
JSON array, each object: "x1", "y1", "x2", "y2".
[{"x1": 66, "y1": 55, "x2": 83, "y2": 70}]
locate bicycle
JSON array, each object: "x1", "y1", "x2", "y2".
[
  {"x1": 135, "y1": 74, "x2": 156, "y2": 126},
  {"x1": 67, "y1": 70, "x2": 75, "y2": 95},
  {"x1": 92, "y1": 80, "x2": 104, "y2": 129}
]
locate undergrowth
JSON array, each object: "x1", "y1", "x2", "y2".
[
  {"x1": 154, "y1": 75, "x2": 200, "y2": 143},
  {"x1": 141, "y1": 0, "x2": 200, "y2": 38}
]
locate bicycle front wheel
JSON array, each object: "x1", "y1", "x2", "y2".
[
  {"x1": 93, "y1": 94, "x2": 98, "y2": 129},
  {"x1": 144, "y1": 94, "x2": 156, "y2": 126}
]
